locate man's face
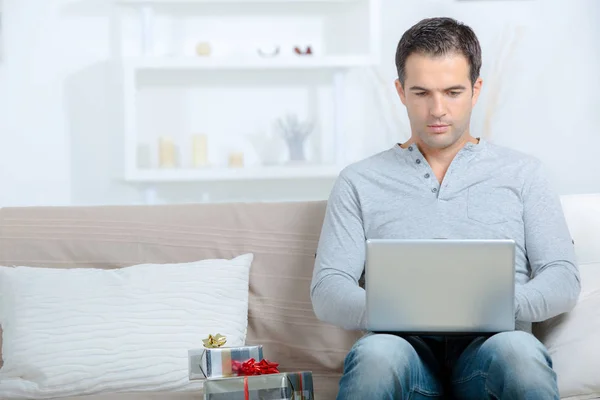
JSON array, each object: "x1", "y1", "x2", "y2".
[{"x1": 395, "y1": 52, "x2": 483, "y2": 150}]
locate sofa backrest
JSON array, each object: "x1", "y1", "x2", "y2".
[
  {"x1": 2, "y1": 194, "x2": 596, "y2": 397},
  {"x1": 0, "y1": 201, "x2": 362, "y2": 399}
]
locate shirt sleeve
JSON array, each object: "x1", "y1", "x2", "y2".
[
  {"x1": 516, "y1": 160, "x2": 581, "y2": 322},
  {"x1": 310, "y1": 172, "x2": 367, "y2": 330}
]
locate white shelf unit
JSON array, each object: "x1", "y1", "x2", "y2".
[
  {"x1": 114, "y1": 0, "x2": 381, "y2": 184},
  {"x1": 123, "y1": 55, "x2": 375, "y2": 70},
  {"x1": 128, "y1": 165, "x2": 342, "y2": 182},
  {"x1": 115, "y1": 0, "x2": 374, "y2": 5}
]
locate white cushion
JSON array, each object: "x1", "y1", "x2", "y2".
[
  {"x1": 0, "y1": 254, "x2": 253, "y2": 399},
  {"x1": 536, "y1": 263, "x2": 600, "y2": 400},
  {"x1": 560, "y1": 194, "x2": 600, "y2": 264}
]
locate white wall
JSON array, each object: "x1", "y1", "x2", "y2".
[
  {"x1": 0, "y1": 0, "x2": 112, "y2": 206},
  {"x1": 381, "y1": 0, "x2": 600, "y2": 195},
  {"x1": 0, "y1": 0, "x2": 598, "y2": 207},
  {"x1": 0, "y1": 0, "x2": 71, "y2": 206}
]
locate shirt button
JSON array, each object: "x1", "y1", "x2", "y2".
[
  {"x1": 432, "y1": 188, "x2": 438, "y2": 193},
  {"x1": 424, "y1": 173, "x2": 430, "y2": 178},
  {"x1": 408, "y1": 146, "x2": 414, "y2": 151},
  {"x1": 416, "y1": 159, "x2": 421, "y2": 164}
]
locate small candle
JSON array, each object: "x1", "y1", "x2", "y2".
[
  {"x1": 159, "y1": 137, "x2": 176, "y2": 168},
  {"x1": 195, "y1": 42, "x2": 211, "y2": 57},
  {"x1": 228, "y1": 152, "x2": 244, "y2": 168},
  {"x1": 192, "y1": 134, "x2": 208, "y2": 167}
]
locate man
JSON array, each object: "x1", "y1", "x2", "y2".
[{"x1": 310, "y1": 17, "x2": 580, "y2": 400}]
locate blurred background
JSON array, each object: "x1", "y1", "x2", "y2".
[{"x1": 0, "y1": 0, "x2": 598, "y2": 207}]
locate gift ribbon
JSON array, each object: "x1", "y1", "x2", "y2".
[
  {"x1": 203, "y1": 333, "x2": 227, "y2": 348},
  {"x1": 231, "y1": 358, "x2": 280, "y2": 376},
  {"x1": 198, "y1": 346, "x2": 265, "y2": 378},
  {"x1": 298, "y1": 373, "x2": 303, "y2": 398},
  {"x1": 244, "y1": 377, "x2": 250, "y2": 399},
  {"x1": 199, "y1": 334, "x2": 227, "y2": 379}
]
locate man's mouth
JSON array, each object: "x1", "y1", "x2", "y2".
[{"x1": 427, "y1": 124, "x2": 450, "y2": 134}]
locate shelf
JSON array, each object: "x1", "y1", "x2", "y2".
[
  {"x1": 116, "y1": 0, "x2": 361, "y2": 4},
  {"x1": 116, "y1": 0, "x2": 381, "y2": 194},
  {"x1": 123, "y1": 56, "x2": 375, "y2": 71},
  {"x1": 126, "y1": 165, "x2": 342, "y2": 182}
]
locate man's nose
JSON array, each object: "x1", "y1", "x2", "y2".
[{"x1": 429, "y1": 94, "x2": 447, "y2": 119}]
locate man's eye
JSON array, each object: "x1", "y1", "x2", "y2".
[
  {"x1": 449, "y1": 91, "x2": 461, "y2": 97},
  {"x1": 415, "y1": 92, "x2": 427, "y2": 97}
]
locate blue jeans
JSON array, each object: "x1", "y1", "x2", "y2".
[{"x1": 337, "y1": 331, "x2": 558, "y2": 400}]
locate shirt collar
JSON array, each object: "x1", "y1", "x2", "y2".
[{"x1": 393, "y1": 137, "x2": 486, "y2": 156}]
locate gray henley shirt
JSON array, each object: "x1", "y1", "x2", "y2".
[{"x1": 310, "y1": 139, "x2": 581, "y2": 334}]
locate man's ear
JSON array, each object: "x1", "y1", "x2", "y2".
[
  {"x1": 395, "y1": 79, "x2": 407, "y2": 106},
  {"x1": 472, "y1": 77, "x2": 483, "y2": 106}
]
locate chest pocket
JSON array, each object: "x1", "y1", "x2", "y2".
[{"x1": 467, "y1": 184, "x2": 515, "y2": 225}]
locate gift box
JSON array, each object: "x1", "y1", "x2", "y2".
[
  {"x1": 203, "y1": 371, "x2": 314, "y2": 400},
  {"x1": 189, "y1": 345, "x2": 264, "y2": 379}
]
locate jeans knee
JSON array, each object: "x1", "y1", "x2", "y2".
[
  {"x1": 483, "y1": 331, "x2": 552, "y2": 369},
  {"x1": 346, "y1": 333, "x2": 417, "y2": 374},
  {"x1": 338, "y1": 334, "x2": 426, "y2": 399},
  {"x1": 482, "y1": 331, "x2": 558, "y2": 395}
]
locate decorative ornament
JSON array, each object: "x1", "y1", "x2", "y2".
[{"x1": 203, "y1": 333, "x2": 227, "y2": 348}]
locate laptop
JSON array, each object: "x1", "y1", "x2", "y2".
[{"x1": 365, "y1": 239, "x2": 516, "y2": 335}]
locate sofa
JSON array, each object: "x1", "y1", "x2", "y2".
[{"x1": 0, "y1": 194, "x2": 598, "y2": 400}]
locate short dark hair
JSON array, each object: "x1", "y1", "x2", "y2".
[{"x1": 395, "y1": 17, "x2": 482, "y2": 87}]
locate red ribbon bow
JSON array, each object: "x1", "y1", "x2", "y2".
[{"x1": 232, "y1": 358, "x2": 280, "y2": 376}]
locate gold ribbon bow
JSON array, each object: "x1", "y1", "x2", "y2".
[{"x1": 203, "y1": 333, "x2": 227, "y2": 348}]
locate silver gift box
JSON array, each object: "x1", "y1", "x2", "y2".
[
  {"x1": 203, "y1": 371, "x2": 314, "y2": 400},
  {"x1": 188, "y1": 345, "x2": 264, "y2": 380}
]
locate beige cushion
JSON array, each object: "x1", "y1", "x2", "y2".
[
  {"x1": 535, "y1": 263, "x2": 600, "y2": 400},
  {"x1": 532, "y1": 194, "x2": 600, "y2": 399},
  {"x1": 0, "y1": 202, "x2": 361, "y2": 399}
]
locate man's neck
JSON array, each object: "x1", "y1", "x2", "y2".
[
  {"x1": 400, "y1": 135, "x2": 479, "y2": 183},
  {"x1": 401, "y1": 135, "x2": 478, "y2": 162}
]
